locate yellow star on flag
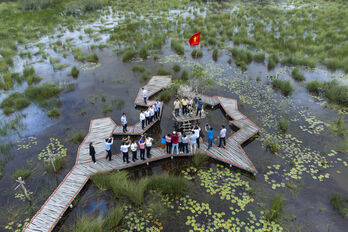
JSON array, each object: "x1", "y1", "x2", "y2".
[{"x1": 194, "y1": 37, "x2": 196, "y2": 42}]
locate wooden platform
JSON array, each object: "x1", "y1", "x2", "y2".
[
  {"x1": 134, "y1": 75, "x2": 171, "y2": 107},
  {"x1": 23, "y1": 77, "x2": 260, "y2": 232}
]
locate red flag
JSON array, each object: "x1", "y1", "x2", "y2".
[{"x1": 189, "y1": 32, "x2": 201, "y2": 46}]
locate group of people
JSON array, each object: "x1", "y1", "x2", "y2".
[
  {"x1": 88, "y1": 124, "x2": 227, "y2": 164},
  {"x1": 139, "y1": 101, "x2": 162, "y2": 129},
  {"x1": 173, "y1": 96, "x2": 204, "y2": 118}
]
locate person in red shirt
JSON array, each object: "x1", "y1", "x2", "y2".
[{"x1": 171, "y1": 131, "x2": 179, "y2": 154}]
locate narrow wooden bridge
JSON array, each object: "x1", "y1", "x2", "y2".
[{"x1": 23, "y1": 76, "x2": 259, "y2": 232}]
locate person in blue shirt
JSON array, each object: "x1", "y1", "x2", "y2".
[
  {"x1": 161, "y1": 136, "x2": 166, "y2": 152},
  {"x1": 121, "y1": 113, "x2": 127, "y2": 133},
  {"x1": 196, "y1": 98, "x2": 204, "y2": 117},
  {"x1": 205, "y1": 124, "x2": 213, "y2": 150}
]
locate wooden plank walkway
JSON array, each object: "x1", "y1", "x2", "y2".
[
  {"x1": 134, "y1": 75, "x2": 171, "y2": 107},
  {"x1": 23, "y1": 77, "x2": 260, "y2": 232},
  {"x1": 172, "y1": 111, "x2": 206, "y2": 122}
]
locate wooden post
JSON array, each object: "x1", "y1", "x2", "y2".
[{"x1": 15, "y1": 177, "x2": 31, "y2": 201}]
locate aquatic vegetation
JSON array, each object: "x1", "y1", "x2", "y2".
[
  {"x1": 147, "y1": 174, "x2": 188, "y2": 196},
  {"x1": 306, "y1": 80, "x2": 322, "y2": 94},
  {"x1": 86, "y1": 53, "x2": 99, "y2": 62},
  {"x1": 172, "y1": 63, "x2": 181, "y2": 73},
  {"x1": 19, "y1": 0, "x2": 54, "y2": 10},
  {"x1": 38, "y1": 138, "x2": 67, "y2": 173},
  {"x1": 157, "y1": 66, "x2": 171, "y2": 76},
  {"x1": 140, "y1": 73, "x2": 150, "y2": 82},
  {"x1": 71, "y1": 66, "x2": 79, "y2": 78},
  {"x1": 229, "y1": 47, "x2": 253, "y2": 70},
  {"x1": 291, "y1": 67, "x2": 305, "y2": 81},
  {"x1": 180, "y1": 69, "x2": 189, "y2": 81},
  {"x1": 91, "y1": 172, "x2": 111, "y2": 190},
  {"x1": 47, "y1": 107, "x2": 60, "y2": 118},
  {"x1": 23, "y1": 66, "x2": 42, "y2": 85},
  {"x1": 13, "y1": 168, "x2": 31, "y2": 180},
  {"x1": 330, "y1": 193, "x2": 348, "y2": 217},
  {"x1": 272, "y1": 78, "x2": 294, "y2": 96},
  {"x1": 191, "y1": 49, "x2": 203, "y2": 58},
  {"x1": 328, "y1": 116, "x2": 347, "y2": 137},
  {"x1": 132, "y1": 65, "x2": 146, "y2": 73},
  {"x1": 267, "y1": 53, "x2": 279, "y2": 70},
  {"x1": 170, "y1": 39, "x2": 184, "y2": 55},
  {"x1": 253, "y1": 52, "x2": 265, "y2": 62},
  {"x1": 72, "y1": 48, "x2": 86, "y2": 62},
  {"x1": 25, "y1": 83, "x2": 62, "y2": 102},
  {"x1": 265, "y1": 138, "x2": 279, "y2": 154},
  {"x1": 103, "y1": 206, "x2": 124, "y2": 230},
  {"x1": 103, "y1": 103, "x2": 112, "y2": 114},
  {"x1": 139, "y1": 46, "x2": 149, "y2": 59},
  {"x1": 122, "y1": 48, "x2": 137, "y2": 62},
  {"x1": 73, "y1": 216, "x2": 102, "y2": 232},
  {"x1": 68, "y1": 131, "x2": 84, "y2": 144},
  {"x1": 212, "y1": 48, "x2": 218, "y2": 61},
  {"x1": 113, "y1": 99, "x2": 125, "y2": 110},
  {"x1": 324, "y1": 80, "x2": 348, "y2": 107},
  {"x1": 159, "y1": 85, "x2": 178, "y2": 102},
  {"x1": 0, "y1": 93, "x2": 30, "y2": 115},
  {"x1": 279, "y1": 119, "x2": 289, "y2": 132},
  {"x1": 192, "y1": 152, "x2": 208, "y2": 167},
  {"x1": 265, "y1": 194, "x2": 283, "y2": 222}
]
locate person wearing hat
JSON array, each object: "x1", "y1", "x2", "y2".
[{"x1": 171, "y1": 131, "x2": 179, "y2": 154}]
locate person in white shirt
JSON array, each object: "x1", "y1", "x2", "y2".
[
  {"x1": 156, "y1": 101, "x2": 162, "y2": 116},
  {"x1": 153, "y1": 104, "x2": 158, "y2": 120},
  {"x1": 149, "y1": 106, "x2": 154, "y2": 123},
  {"x1": 145, "y1": 135, "x2": 153, "y2": 158},
  {"x1": 193, "y1": 125, "x2": 201, "y2": 148},
  {"x1": 142, "y1": 87, "x2": 148, "y2": 105},
  {"x1": 104, "y1": 137, "x2": 113, "y2": 161},
  {"x1": 140, "y1": 110, "x2": 146, "y2": 129},
  {"x1": 218, "y1": 125, "x2": 227, "y2": 148},
  {"x1": 120, "y1": 142, "x2": 130, "y2": 163},
  {"x1": 145, "y1": 108, "x2": 150, "y2": 126},
  {"x1": 121, "y1": 113, "x2": 127, "y2": 133},
  {"x1": 130, "y1": 140, "x2": 138, "y2": 162},
  {"x1": 189, "y1": 131, "x2": 197, "y2": 153}
]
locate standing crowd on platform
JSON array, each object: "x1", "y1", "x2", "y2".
[{"x1": 173, "y1": 96, "x2": 204, "y2": 118}]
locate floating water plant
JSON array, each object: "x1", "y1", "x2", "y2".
[{"x1": 265, "y1": 194, "x2": 283, "y2": 222}]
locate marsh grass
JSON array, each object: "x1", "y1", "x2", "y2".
[
  {"x1": 19, "y1": 0, "x2": 54, "y2": 10},
  {"x1": 46, "y1": 156, "x2": 65, "y2": 173},
  {"x1": 171, "y1": 39, "x2": 184, "y2": 55},
  {"x1": 266, "y1": 194, "x2": 283, "y2": 222},
  {"x1": 87, "y1": 53, "x2": 99, "y2": 62},
  {"x1": 291, "y1": 67, "x2": 305, "y2": 81},
  {"x1": 268, "y1": 53, "x2": 279, "y2": 70},
  {"x1": 132, "y1": 65, "x2": 146, "y2": 73},
  {"x1": 272, "y1": 79, "x2": 294, "y2": 96},
  {"x1": 329, "y1": 116, "x2": 347, "y2": 137},
  {"x1": 68, "y1": 131, "x2": 84, "y2": 144},
  {"x1": 192, "y1": 152, "x2": 208, "y2": 167},
  {"x1": 72, "y1": 48, "x2": 85, "y2": 62},
  {"x1": 330, "y1": 193, "x2": 348, "y2": 217},
  {"x1": 253, "y1": 52, "x2": 265, "y2": 62},
  {"x1": 265, "y1": 138, "x2": 279, "y2": 153},
  {"x1": 23, "y1": 66, "x2": 42, "y2": 85},
  {"x1": 306, "y1": 80, "x2": 322, "y2": 94},
  {"x1": 159, "y1": 85, "x2": 178, "y2": 102},
  {"x1": 324, "y1": 81, "x2": 348, "y2": 107},
  {"x1": 139, "y1": 46, "x2": 148, "y2": 59},
  {"x1": 122, "y1": 49, "x2": 137, "y2": 62},
  {"x1": 91, "y1": 172, "x2": 111, "y2": 190},
  {"x1": 180, "y1": 69, "x2": 189, "y2": 81},
  {"x1": 103, "y1": 206, "x2": 124, "y2": 230},
  {"x1": 157, "y1": 66, "x2": 171, "y2": 76},
  {"x1": 25, "y1": 83, "x2": 62, "y2": 102},
  {"x1": 73, "y1": 216, "x2": 102, "y2": 232},
  {"x1": 112, "y1": 99, "x2": 125, "y2": 110},
  {"x1": 191, "y1": 49, "x2": 203, "y2": 58},
  {"x1": 140, "y1": 73, "x2": 150, "y2": 82},
  {"x1": 0, "y1": 93, "x2": 30, "y2": 115},
  {"x1": 13, "y1": 167, "x2": 31, "y2": 180},
  {"x1": 172, "y1": 64, "x2": 181, "y2": 73},
  {"x1": 47, "y1": 107, "x2": 60, "y2": 118},
  {"x1": 279, "y1": 119, "x2": 289, "y2": 132},
  {"x1": 147, "y1": 174, "x2": 188, "y2": 196},
  {"x1": 71, "y1": 66, "x2": 79, "y2": 78},
  {"x1": 103, "y1": 103, "x2": 113, "y2": 114},
  {"x1": 212, "y1": 48, "x2": 218, "y2": 61}
]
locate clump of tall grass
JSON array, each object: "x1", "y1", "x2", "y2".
[
  {"x1": 330, "y1": 193, "x2": 348, "y2": 217},
  {"x1": 87, "y1": 53, "x2": 98, "y2": 62},
  {"x1": 71, "y1": 66, "x2": 79, "y2": 78},
  {"x1": 265, "y1": 138, "x2": 279, "y2": 153},
  {"x1": 306, "y1": 80, "x2": 322, "y2": 94},
  {"x1": 91, "y1": 172, "x2": 111, "y2": 190},
  {"x1": 171, "y1": 39, "x2": 184, "y2": 55},
  {"x1": 324, "y1": 80, "x2": 348, "y2": 107},
  {"x1": 0, "y1": 92, "x2": 30, "y2": 115},
  {"x1": 272, "y1": 79, "x2": 294, "y2": 96},
  {"x1": 122, "y1": 48, "x2": 137, "y2": 62},
  {"x1": 172, "y1": 64, "x2": 181, "y2": 73},
  {"x1": 268, "y1": 53, "x2": 279, "y2": 70},
  {"x1": 132, "y1": 65, "x2": 146, "y2": 73},
  {"x1": 329, "y1": 116, "x2": 347, "y2": 137},
  {"x1": 229, "y1": 47, "x2": 252, "y2": 71},
  {"x1": 19, "y1": 0, "x2": 54, "y2": 10},
  {"x1": 291, "y1": 67, "x2": 305, "y2": 81},
  {"x1": 253, "y1": 52, "x2": 265, "y2": 62},
  {"x1": 191, "y1": 49, "x2": 203, "y2": 58},
  {"x1": 73, "y1": 216, "x2": 102, "y2": 232},
  {"x1": 103, "y1": 103, "x2": 113, "y2": 114},
  {"x1": 147, "y1": 174, "x2": 188, "y2": 196},
  {"x1": 65, "y1": 0, "x2": 105, "y2": 15},
  {"x1": 47, "y1": 107, "x2": 60, "y2": 118},
  {"x1": 140, "y1": 73, "x2": 150, "y2": 82},
  {"x1": 68, "y1": 131, "x2": 84, "y2": 144},
  {"x1": 266, "y1": 194, "x2": 283, "y2": 222},
  {"x1": 157, "y1": 66, "x2": 171, "y2": 75},
  {"x1": 279, "y1": 119, "x2": 289, "y2": 132},
  {"x1": 212, "y1": 48, "x2": 218, "y2": 61},
  {"x1": 25, "y1": 83, "x2": 62, "y2": 101},
  {"x1": 192, "y1": 152, "x2": 208, "y2": 167},
  {"x1": 72, "y1": 48, "x2": 86, "y2": 61},
  {"x1": 180, "y1": 69, "x2": 189, "y2": 81},
  {"x1": 13, "y1": 167, "x2": 31, "y2": 180},
  {"x1": 23, "y1": 66, "x2": 42, "y2": 85},
  {"x1": 139, "y1": 46, "x2": 148, "y2": 59},
  {"x1": 159, "y1": 85, "x2": 178, "y2": 102},
  {"x1": 103, "y1": 207, "x2": 124, "y2": 230}
]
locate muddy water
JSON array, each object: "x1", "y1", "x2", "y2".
[{"x1": 0, "y1": 7, "x2": 348, "y2": 232}]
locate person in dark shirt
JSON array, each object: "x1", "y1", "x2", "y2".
[
  {"x1": 89, "y1": 142, "x2": 96, "y2": 163},
  {"x1": 196, "y1": 98, "x2": 203, "y2": 117}
]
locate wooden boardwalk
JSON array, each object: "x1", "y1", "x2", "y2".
[
  {"x1": 172, "y1": 111, "x2": 206, "y2": 122},
  {"x1": 23, "y1": 77, "x2": 259, "y2": 232}
]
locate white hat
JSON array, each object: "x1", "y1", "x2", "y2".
[{"x1": 173, "y1": 131, "x2": 176, "y2": 134}]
